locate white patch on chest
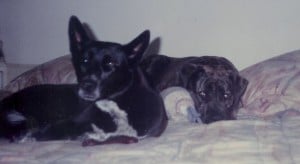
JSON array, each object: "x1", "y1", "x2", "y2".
[{"x1": 84, "y1": 100, "x2": 139, "y2": 142}]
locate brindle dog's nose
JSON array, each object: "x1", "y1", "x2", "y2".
[{"x1": 210, "y1": 115, "x2": 223, "y2": 122}]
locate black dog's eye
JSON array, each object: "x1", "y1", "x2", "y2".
[
  {"x1": 106, "y1": 61, "x2": 115, "y2": 67},
  {"x1": 102, "y1": 56, "x2": 117, "y2": 71},
  {"x1": 82, "y1": 51, "x2": 93, "y2": 64}
]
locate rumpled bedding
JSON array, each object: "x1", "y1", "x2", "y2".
[
  {"x1": 4, "y1": 55, "x2": 76, "y2": 93},
  {"x1": 2, "y1": 50, "x2": 300, "y2": 163},
  {"x1": 1, "y1": 112, "x2": 299, "y2": 164}
]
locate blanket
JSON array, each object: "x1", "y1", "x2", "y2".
[{"x1": 0, "y1": 112, "x2": 299, "y2": 164}]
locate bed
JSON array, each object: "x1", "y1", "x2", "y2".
[{"x1": 1, "y1": 50, "x2": 300, "y2": 163}]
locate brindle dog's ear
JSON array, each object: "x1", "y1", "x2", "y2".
[
  {"x1": 179, "y1": 64, "x2": 205, "y2": 88},
  {"x1": 179, "y1": 64, "x2": 196, "y2": 87},
  {"x1": 227, "y1": 74, "x2": 248, "y2": 118},
  {"x1": 236, "y1": 76, "x2": 248, "y2": 97},
  {"x1": 124, "y1": 30, "x2": 150, "y2": 66},
  {"x1": 233, "y1": 75, "x2": 248, "y2": 109}
]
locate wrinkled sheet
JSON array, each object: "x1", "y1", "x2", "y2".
[{"x1": 0, "y1": 112, "x2": 300, "y2": 164}]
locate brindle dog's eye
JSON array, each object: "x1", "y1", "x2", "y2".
[
  {"x1": 199, "y1": 91, "x2": 206, "y2": 98},
  {"x1": 223, "y1": 93, "x2": 231, "y2": 99}
]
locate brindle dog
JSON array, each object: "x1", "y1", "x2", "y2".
[{"x1": 141, "y1": 55, "x2": 248, "y2": 124}]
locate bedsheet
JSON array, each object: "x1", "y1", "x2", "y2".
[{"x1": 0, "y1": 110, "x2": 299, "y2": 164}]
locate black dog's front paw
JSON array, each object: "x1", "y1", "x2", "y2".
[
  {"x1": 9, "y1": 131, "x2": 37, "y2": 143},
  {"x1": 82, "y1": 135, "x2": 138, "y2": 147},
  {"x1": 31, "y1": 126, "x2": 68, "y2": 141},
  {"x1": 31, "y1": 131, "x2": 49, "y2": 141}
]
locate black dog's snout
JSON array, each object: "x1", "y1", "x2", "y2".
[{"x1": 81, "y1": 80, "x2": 97, "y2": 92}]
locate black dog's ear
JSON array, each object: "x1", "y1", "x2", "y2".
[
  {"x1": 124, "y1": 30, "x2": 150, "y2": 65},
  {"x1": 68, "y1": 16, "x2": 91, "y2": 54}
]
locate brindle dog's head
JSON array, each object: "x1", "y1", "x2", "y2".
[{"x1": 180, "y1": 56, "x2": 248, "y2": 124}]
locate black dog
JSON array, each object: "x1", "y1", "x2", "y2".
[
  {"x1": 0, "y1": 16, "x2": 167, "y2": 145},
  {"x1": 141, "y1": 55, "x2": 248, "y2": 124}
]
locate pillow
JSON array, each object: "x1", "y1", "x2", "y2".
[
  {"x1": 4, "y1": 55, "x2": 76, "y2": 92},
  {"x1": 239, "y1": 49, "x2": 300, "y2": 117}
]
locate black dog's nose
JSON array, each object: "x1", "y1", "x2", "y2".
[{"x1": 81, "y1": 80, "x2": 97, "y2": 92}]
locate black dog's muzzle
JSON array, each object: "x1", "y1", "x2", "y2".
[
  {"x1": 80, "y1": 80, "x2": 97, "y2": 93},
  {"x1": 78, "y1": 78, "x2": 100, "y2": 101}
]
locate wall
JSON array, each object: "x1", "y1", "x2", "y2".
[{"x1": 1, "y1": 0, "x2": 300, "y2": 70}]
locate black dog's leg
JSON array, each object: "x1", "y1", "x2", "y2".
[
  {"x1": 0, "y1": 106, "x2": 28, "y2": 142},
  {"x1": 32, "y1": 120, "x2": 90, "y2": 141},
  {"x1": 32, "y1": 105, "x2": 117, "y2": 141},
  {"x1": 81, "y1": 100, "x2": 140, "y2": 147}
]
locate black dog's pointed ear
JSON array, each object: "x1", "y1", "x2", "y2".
[
  {"x1": 124, "y1": 30, "x2": 150, "y2": 65},
  {"x1": 68, "y1": 16, "x2": 90, "y2": 54}
]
